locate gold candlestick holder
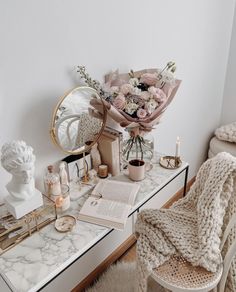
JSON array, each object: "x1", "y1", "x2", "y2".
[
  {"x1": 174, "y1": 156, "x2": 182, "y2": 167},
  {"x1": 159, "y1": 155, "x2": 182, "y2": 169},
  {"x1": 82, "y1": 152, "x2": 89, "y2": 183}
]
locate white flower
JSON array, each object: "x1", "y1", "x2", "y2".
[
  {"x1": 132, "y1": 87, "x2": 142, "y2": 95},
  {"x1": 145, "y1": 99, "x2": 158, "y2": 115},
  {"x1": 159, "y1": 71, "x2": 176, "y2": 86},
  {"x1": 110, "y1": 86, "x2": 119, "y2": 94},
  {"x1": 101, "y1": 83, "x2": 112, "y2": 93},
  {"x1": 140, "y1": 91, "x2": 151, "y2": 100},
  {"x1": 129, "y1": 78, "x2": 139, "y2": 87},
  {"x1": 125, "y1": 102, "x2": 139, "y2": 115},
  {"x1": 148, "y1": 86, "x2": 157, "y2": 96},
  {"x1": 120, "y1": 84, "x2": 134, "y2": 95}
]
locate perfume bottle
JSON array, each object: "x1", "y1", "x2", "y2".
[
  {"x1": 44, "y1": 165, "x2": 61, "y2": 199},
  {"x1": 59, "y1": 162, "x2": 69, "y2": 186}
]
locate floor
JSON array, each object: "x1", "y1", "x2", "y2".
[{"x1": 120, "y1": 242, "x2": 136, "y2": 263}]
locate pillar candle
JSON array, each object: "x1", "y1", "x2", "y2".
[{"x1": 98, "y1": 164, "x2": 108, "y2": 178}]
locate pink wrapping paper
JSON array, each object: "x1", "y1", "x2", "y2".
[{"x1": 90, "y1": 69, "x2": 181, "y2": 132}]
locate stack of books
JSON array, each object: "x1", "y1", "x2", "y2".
[{"x1": 98, "y1": 126, "x2": 123, "y2": 176}]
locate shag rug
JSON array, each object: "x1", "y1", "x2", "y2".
[{"x1": 86, "y1": 261, "x2": 166, "y2": 292}]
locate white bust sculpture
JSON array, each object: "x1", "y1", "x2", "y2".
[
  {"x1": 1, "y1": 140, "x2": 36, "y2": 201},
  {"x1": 1, "y1": 140, "x2": 43, "y2": 218}
]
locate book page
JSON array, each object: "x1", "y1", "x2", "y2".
[
  {"x1": 79, "y1": 197, "x2": 130, "y2": 222},
  {"x1": 96, "y1": 200, "x2": 128, "y2": 219},
  {"x1": 92, "y1": 180, "x2": 140, "y2": 205}
]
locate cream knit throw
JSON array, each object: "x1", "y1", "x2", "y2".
[{"x1": 135, "y1": 152, "x2": 236, "y2": 292}]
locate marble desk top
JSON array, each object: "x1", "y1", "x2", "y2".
[{"x1": 0, "y1": 155, "x2": 188, "y2": 292}]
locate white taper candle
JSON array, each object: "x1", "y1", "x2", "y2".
[{"x1": 175, "y1": 136, "x2": 180, "y2": 157}]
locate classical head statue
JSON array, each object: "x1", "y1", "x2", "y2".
[{"x1": 1, "y1": 140, "x2": 36, "y2": 200}]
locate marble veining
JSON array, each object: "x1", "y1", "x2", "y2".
[{"x1": 0, "y1": 154, "x2": 188, "y2": 292}]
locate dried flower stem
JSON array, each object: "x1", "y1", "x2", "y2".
[
  {"x1": 77, "y1": 66, "x2": 104, "y2": 97},
  {"x1": 157, "y1": 61, "x2": 176, "y2": 80}
]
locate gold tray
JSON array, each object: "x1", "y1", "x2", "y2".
[
  {"x1": 0, "y1": 194, "x2": 57, "y2": 255},
  {"x1": 159, "y1": 156, "x2": 182, "y2": 169}
]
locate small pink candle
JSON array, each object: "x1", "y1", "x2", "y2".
[
  {"x1": 98, "y1": 164, "x2": 108, "y2": 178},
  {"x1": 55, "y1": 196, "x2": 64, "y2": 208}
]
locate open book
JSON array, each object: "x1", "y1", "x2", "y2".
[{"x1": 78, "y1": 180, "x2": 140, "y2": 230}]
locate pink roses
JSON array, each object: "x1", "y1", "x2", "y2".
[
  {"x1": 137, "y1": 108, "x2": 147, "y2": 119},
  {"x1": 140, "y1": 73, "x2": 158, "y2": 86},
  {"x1": 148, "y1": 86, "x2": 166, "y2": 102},
  {"x1": 113, "y1": 94, "x2": 126, "y2": 110}
]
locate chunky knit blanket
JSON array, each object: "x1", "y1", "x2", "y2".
[{"x1": 135, "y1": 152, "x2": 236, "y2": 292}]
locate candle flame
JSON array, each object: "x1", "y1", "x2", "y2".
[{"x1": 55, "y1": 197, "x2": 64, "y2": 208}]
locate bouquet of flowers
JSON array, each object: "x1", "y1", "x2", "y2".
[{"x1": 77, "y1": 63, "x2": 181, "y2": 162}]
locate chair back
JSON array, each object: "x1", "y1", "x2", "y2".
[{"x1": 218, "y1": 214, "x2": 236, "y2": 292}]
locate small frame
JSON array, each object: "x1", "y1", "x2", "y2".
[
  {"x1": 62, "y1": 152, "x2": 91, "y2": 183},
  {"x1": 159, "y1": 156, "x2": 182, "y2": 169},
  {"x1": 0, "y1": 195, "x2": 57, "y2": 255}
]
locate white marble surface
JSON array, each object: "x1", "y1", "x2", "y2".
[{"x1": 0, "y1": 155, "x2": 188, "y2": 292}]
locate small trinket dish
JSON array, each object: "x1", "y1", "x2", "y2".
[
  {"x1": 54, "y1": 215, "x2": 76, "y2": 232},
  {"x1": 159, "y1": 156, "x2": 182, "y2": 169}
]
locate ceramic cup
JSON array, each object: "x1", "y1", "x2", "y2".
[{"x1": 128, "y1": 159, "x2": 145, "y2": 181}]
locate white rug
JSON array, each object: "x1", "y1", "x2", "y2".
[{"x1": 86, "y1": 261, "x2": 166, "y2": 292}]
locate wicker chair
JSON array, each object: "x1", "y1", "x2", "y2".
[{"x1": 150, "y1": 214, "x2": 236, "y2": 292}]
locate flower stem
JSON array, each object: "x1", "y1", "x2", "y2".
[
  {"x1": 137, "y1": 136, "x2": 144, "y2": 160},
  {"x1": 126, "y1": 137, "x2": 135, "y2": 161}
]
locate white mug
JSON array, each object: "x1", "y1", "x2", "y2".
[{"x1": 128, "y1": 159, "x2": 145, "y2": 181}]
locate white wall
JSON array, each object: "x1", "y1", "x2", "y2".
[
  {"x1": 0, "y1": 0, "x2": 235, "y2": 201},
  {"x1": 221, "y1": 5, "x2": 236, "y2": 125}
]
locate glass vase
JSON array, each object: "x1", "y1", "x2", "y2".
[{"x1": 122, "y1": 129, "x2": 154, "y2": 167}]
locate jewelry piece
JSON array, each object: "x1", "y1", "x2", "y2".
[
  {"x1": 159, "y1": 156, "x2": 182, "y2": 169},
  {"x1": 54, "y1": 215, "x2": 76, "y2": 233}
]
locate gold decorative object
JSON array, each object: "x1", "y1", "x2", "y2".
[
  {"x1": 54, "y1": 215, "x2": 76, "y2": 232},
  {"x1": 82, "y1": 151, "x2": 89, "y2": 183},
  {"x1": 159, "y1": 156, "x2": 182, "y2": 169},
  {"x1": 0, "y1": 195, "x2": 57, "y2": 255},
  {"x1": 50, "y1": 86, "x2": 107, "y2": 155}
]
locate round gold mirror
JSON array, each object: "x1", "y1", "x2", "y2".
[{"x1": 50, "y1": 86, "x2": 107, "y2": 155}]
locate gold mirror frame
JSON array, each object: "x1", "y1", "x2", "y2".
[{"x1": 50, "y1": 86, "x2": 107, "y2": 155}]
